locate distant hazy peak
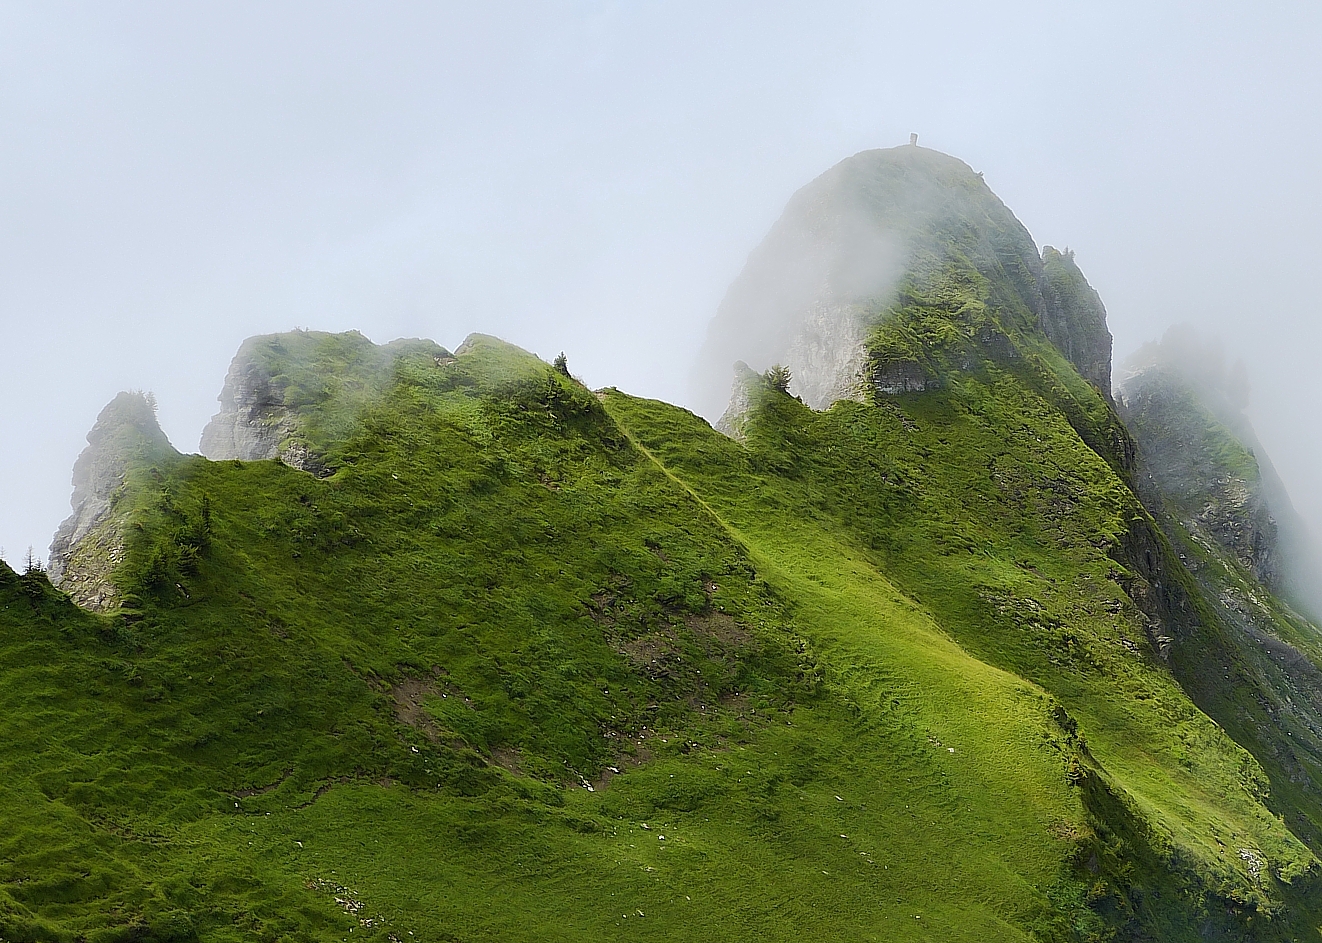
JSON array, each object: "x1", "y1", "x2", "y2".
[
  {"x1": 1117, "y1": 325, "x2": 1322, "y2": 612},
  {"x1": 1117, "y1": 324, "x2": 1250, "y2": 422}
]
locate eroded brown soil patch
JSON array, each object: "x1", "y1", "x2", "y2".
[
  {"x1": 389, "y1": 675, "x2": 525, "y2": 773},
  {"x1": 390, "y1": 677, "x2": 446, "y2": 742},
  {"x1": 684, "y1": 610, "x2": 751, "y2": 648}
]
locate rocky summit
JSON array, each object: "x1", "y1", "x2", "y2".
[
  {"x1": 697, "y1": 145, "x2": 1112, "y2": 420},
  {"x1": 8, "y1": 146, "x2": 1322, "y2": 942}
]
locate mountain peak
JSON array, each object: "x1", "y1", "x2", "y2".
[{"x1": 696, "y1": 144, "x2": 1113, "y2": 422}]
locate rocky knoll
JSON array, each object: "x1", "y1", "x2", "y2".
[{"x1": 199, "y1": 329, "x2": 451, "y2": 472}]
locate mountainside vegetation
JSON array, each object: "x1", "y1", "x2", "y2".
[{"x1": 6, "y1": 146, "x2": 1322, "y2": 942}]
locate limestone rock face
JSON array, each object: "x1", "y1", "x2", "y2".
[
  {"x1": 783, "y1": 302, "x2": 868, "y2": 409},
  {"x1": 199, "y1": 338, "x2": 296, "y2": 463},
  {"x1": 694, "y1": 146, "x2": 912, "y2": 421},
  {"x1": 48, "y1": 391, "x2": 176, "y2": 609}
]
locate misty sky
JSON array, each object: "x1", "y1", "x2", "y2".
[{"x1": 3, "y1": 2, "x2": 1322, "y2": 564}]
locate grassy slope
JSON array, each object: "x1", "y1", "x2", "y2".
[
  {"x1": 604, "y1": 368, "x2": 1317, "y2": 937},
  {"x1": 10, "y1": 146, "x2": 1322, "y2": 939},
  {"x1": 1, "y1": 336, "x2": 1101, "y2": 943},
  {"x1": 1120, "y1": 365, "x2": 1322, "y2": 872},
  {"x1": 5, "y1": 328, "x2": 1322, "y2": 941}
]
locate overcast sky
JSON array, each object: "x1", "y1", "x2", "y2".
[{"x1": 3, "y1": 1, "x2": 1321, "y2": 564}]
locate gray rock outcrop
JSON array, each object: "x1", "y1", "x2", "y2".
[
  {"x1": 714, "y1": 362, "x2": 762, "y2": 441},
  {"x1": 871, "y1": 360, "x2": 932, "y2": 395},
  {"x1": 199, "y1": 338, "x2": 296, "y2": 463},
  {"x1": 48, "y1": 391, "x2": 176, "y2": 609}
]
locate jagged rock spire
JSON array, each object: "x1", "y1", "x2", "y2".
[{"x1": 48, "y1": 391, "x2": 175, "y2": 607}]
